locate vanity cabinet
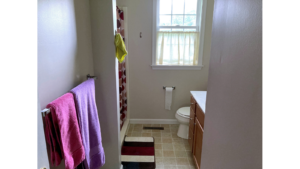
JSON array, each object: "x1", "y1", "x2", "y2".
[
  {"x1": 189, "y1": 96, "x2": 196, "y2": 149},
  {"x1": 189, "y1": 95, "x2": 205, "y2": 169},
  {"x1": 193, "y1": 118, "x2": 204, "y2": 168}
]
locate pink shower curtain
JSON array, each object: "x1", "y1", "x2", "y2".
[{"x1": 117, "y1": 6, "x2": 127, "y2": 130}]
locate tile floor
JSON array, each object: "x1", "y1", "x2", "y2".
[{"x1": 126, "y1": 124, "x2": 196, "y2": 169}]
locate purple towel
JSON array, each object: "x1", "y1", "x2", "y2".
[{"x1": 70, "y1": 79, "x2": 105, "y2": 169}]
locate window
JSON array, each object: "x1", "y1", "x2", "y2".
[{"x1": 152, "y1": 0, "x2": 206, "y2": 70}]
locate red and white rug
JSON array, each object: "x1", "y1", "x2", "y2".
[{"x1": 121, "y1": 137, "x2": 155, "y2": 169}]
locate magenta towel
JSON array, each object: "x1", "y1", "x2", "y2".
[
  {"x1": 70, "y1": 79, "x2": 105, "y2": 169},
  {"x1": 46, "y1": 93, "x2": 85, "y2": 169},
  {"x1": 44, "y1": 113, "x2": 62, "y2": 166}
]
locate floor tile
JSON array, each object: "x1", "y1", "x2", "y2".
[
  {"x1": 161, "y1": 133, "x2": 172, "y2": 138},
  {"x1": 161, "y1": 128, "x2": 171, "y2": 133},
  {"x1": 187, "y1": 157, "x2": 195, "y2": 166},
  {"x1": 155, "y1": 150, "x2": 163, "y2": 157},
  {"x1": 177, "y1": 166, "x2": 190, "y2": 169},
  {"x1": 171, "y1": 128, "x2": 178, "y2": 132},
  {"x1": 152, "y1": 130, "x2": 161, "y2": 133},
  {"x1": 162, "y1": 143, "x2": 174, "y2": 150},
  {"x1": 155, "y1": 143, "x2": 162, "y2": 150},
  {"x1": 128, "y1": 125, "x2": 134, "y2": 130},
  {"x1": 163, "y1": 157, "x2": 176, "y2": 165},
  {"x1": 170, "y1": 124, "x2": 179, "y2": 128},
  {"x1": 127, "y1": 127, "x2": 133, "y2": 132},
  {"x1": 172, "y1": 133, "x2": 180, "y2": 138},
  {"x1": 133, "y1": 127, "x2": 143, "y2": 132},
  {"x1": 182, "y1": 139, "x2": 189, "y2": 145},
  {"x1": 161, "y1": 124, "x2": 170, "y2": 128},
  {"x1": 163, "y1": 150, "x2": 175, "y2": 157},
  {"x1": 174, "y1": 151, "x2": 187, "y2": 157},
  {"x1": 133, "y1": 124, "x2": 143, "y2": 128},
  {"x1": 176, "y1": 157, "x2": 189, "y2": 166},
  {"x1": 155, "y1": 157, "x2": 164, "y2": 166},
  {"x1": 142, "y1": 130, "x2": 152, "y2": 133},
  {"x1": 171, "y1": 130, "x2": 177, "y2": 134},
  {"x1": 184, "y1": 144, "x2": 192, "y2": 151},
  {"x1": 131, "y1": 132, "x2": 142, "y2": 137},
  {"x1": 126, "y1": 124, "x2": 194, "y2": 169},
  {"x1": 165, "y1": 166, "x2": 177, "y2": 169},
  {"x1": 172, "y1": 138, "x2": 183, "y2": 144},
  {"x1": 186, "y1": 151, "x2": 193, "y2": 159},
  {"x1": 142, "y1": 133, "x2": 152, "y2": 137},
  {"x1": 152, "y1": 132, "x2": 162, "y2": 138},
  {"x1": 162, "y1": 138, "x2": 172, "y2": 143},
  {"x1": 173, "y1": 144, "x2": 186, "y2": 151},
  {"x1": 155, "y1": 137, "x2": 162, "y2": 143}
]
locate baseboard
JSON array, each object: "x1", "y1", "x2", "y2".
[{"x1": 130, "y1": 119, "x2": 179, "y2": 124}]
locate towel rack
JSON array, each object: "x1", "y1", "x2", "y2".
[
  {"x1": 42, "y1": 108, "x2": 50, "y2": 117},
  {"x1": 87, "y1": 74, "x2": 97, "y2": 80},
  {"x1": 42, "y1": 74, "x2": 96, "y2": 117},
  {"x1": 163, "y1": 86, "x2": 175, "y2": 90}
]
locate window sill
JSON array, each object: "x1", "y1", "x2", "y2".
[{"x1": 151, "y1": 65, "x2": 203, "y2": 70}]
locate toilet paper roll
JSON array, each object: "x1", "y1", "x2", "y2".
[{"x1": 165, "y1": 87, "x2": 173, "y2": 110}]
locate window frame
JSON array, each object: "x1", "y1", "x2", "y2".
[{"x1": 151, "y1": 0, "x2": 207, "y2": 70}]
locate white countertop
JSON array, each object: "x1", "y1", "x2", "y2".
[{"x1": 190, "y1": 91, "x2": 207, "y2": 113}]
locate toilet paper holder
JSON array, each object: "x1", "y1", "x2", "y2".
[{"x1": 163, "y1": 86, "x2": 175, "y2": 90}]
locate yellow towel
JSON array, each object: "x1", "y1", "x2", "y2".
[{"x1": 114, "y1": 33, "x2": 128, "y2": 63}]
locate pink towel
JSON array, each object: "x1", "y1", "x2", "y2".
[
  {"x1": 44, "y1": 113, "x2": 62, "y2": 166},
  {"x1": 46, "y1": 93, "x2": 85, "y2": 169}
]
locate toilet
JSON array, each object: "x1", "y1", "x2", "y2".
[{"x1": 175, "y1": 107, "x2": 190, "y2": 139}]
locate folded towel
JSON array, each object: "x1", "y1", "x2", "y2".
[
  {"x1": 46, "y1": 93, "x2": 85, "y2": 169},
  {"x1": 115, "y1": 33, "x2": 128, "y2": 63},
  {"x1": 70, "y1": 79, "x2": 105, "y2": 169}
]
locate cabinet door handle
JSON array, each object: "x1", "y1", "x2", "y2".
[{"x1": 190, "y1": 103, "x2": 194, "y2": 105}]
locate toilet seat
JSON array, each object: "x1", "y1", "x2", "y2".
[{"x1": 176, "y1": 107, "x2": 190, "y2": 118}]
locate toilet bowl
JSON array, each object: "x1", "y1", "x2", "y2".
[{"x1": 175, "y1": 107, "x2": 190, "y2": 139}]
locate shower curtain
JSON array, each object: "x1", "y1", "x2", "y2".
[{"x1": 117, "y1": 6, "x2": 127, "y2": 130}]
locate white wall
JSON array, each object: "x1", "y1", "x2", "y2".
[
  {"x1": 200, "y1": 0, "x2": 262, "y2": 168},
  {"x1": 89, "y1": 0, "x2": 121, "y2": 169},
  {"x1": 36, "y1": 86, "x2": 49, "y2": 169},
  {"x1": 38, "y1": 0, "x2": 94, "y2": 168},
  {"x1": 38, "y1": 0, "x2": 95, "y2": 109},
  {"x1": 116, "y1": 0, "x2": 214, "y2": 120}
]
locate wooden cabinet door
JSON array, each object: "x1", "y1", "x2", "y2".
[
  {"x1": 193, "y1": 118, "x2": 204, "y2": 169},
  {"x1": 196, "y1": 103, "x2": 205, "y2": 129},
  {"x1": 190, "y1": 96, "x2": 196, "y2": 112},
  {"x1": 188, "y1": 107, "x2": 195, "y2": 150}
]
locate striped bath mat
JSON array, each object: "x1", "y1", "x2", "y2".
[{"x1": 121, "y1": 136, "x2": 155, "y2": 169}]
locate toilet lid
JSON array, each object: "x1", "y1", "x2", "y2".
[{"x1": 176, "y1": 107, "x2": 190, "y2": 118}]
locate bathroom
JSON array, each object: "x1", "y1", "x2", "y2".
[{"x1": 37, "y1": 0, "x2": 262, "y2": 169}]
